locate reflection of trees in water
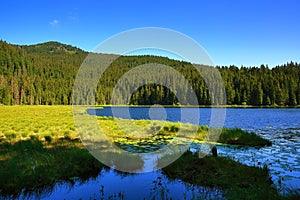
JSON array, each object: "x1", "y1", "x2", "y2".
[{"x1": 0, "y1": 138, "x2": 104, "y2": 198}]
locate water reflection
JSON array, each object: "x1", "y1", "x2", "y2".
[
  {"x1": 2, "y1": 108, "x2": 300, "y2": 198},
  {"x1": 90, "y1": 107, "x2": 300, "y2": 191},
  {"x1": 18, "y1": 168, "x2": 222, "y2": 200}
]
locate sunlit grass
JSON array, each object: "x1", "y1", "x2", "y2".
[
  {"x1": 0, "y1": 106, "x2": 271, "y2": 146},
  {"x1": 95, "y1": 116, "x2": 271, "y2": 148},
  {"x1": 0, "y1": 105, "x2": 276, "y2": 198},
  {"x1": 0, "y1": 106, "x2": 78, "y2": 142}
]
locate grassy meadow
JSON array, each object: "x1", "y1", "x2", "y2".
[
  {"x1": 1, "y1": 105, "x2": 295, "y2": 199},
  {"x1": 0, "y1": 106, "x2": 78, "y2": 141},
  {"x1": 0, "y1": 106, "x2": 271, "y2": 147}
]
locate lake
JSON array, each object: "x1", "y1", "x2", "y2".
[{"x1": 16, "y1": 107, "x2": 300, "y2": 199}]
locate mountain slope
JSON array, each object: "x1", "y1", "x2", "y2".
[
  {"x1": 0, "y1": 40, "x2": 299, "y2": 106},
  {"x1": 20, "y1": 41, "x2": 87, "y2": 55}
]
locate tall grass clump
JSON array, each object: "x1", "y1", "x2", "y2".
[{"x1": 218, "y1": 128, "x2": 272, "y2": 147}]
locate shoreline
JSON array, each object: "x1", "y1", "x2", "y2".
[
  {"x1": 1, "y1": 104, "x2": 300, "y2": 108},
  {"x1": 89, "y1": 104, "x2": 300, "y2": 109}
]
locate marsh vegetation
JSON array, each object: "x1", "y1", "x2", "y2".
[{"x1": 0, "y1": 106, "x2": 298, "y2": 199}]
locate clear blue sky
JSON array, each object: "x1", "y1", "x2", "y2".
[{"x1": 1, "y1": 0, "x2": 299, "y2": 67}]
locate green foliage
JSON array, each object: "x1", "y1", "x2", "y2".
[
  {"x1": 0, "y1": 40, "x2": 86, "y2": 105},
  {"x1": 0, "y1": 41, "x2": 299, "y2": 106},
  {"x1": 0, "y1": 106, "x2": 293, "y2": 199}
]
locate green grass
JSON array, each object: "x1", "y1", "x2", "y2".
[
  {"x1": 0, "y1": 137, "x2": 105, "y2": 196},
  {"x1": 0, "y1": 105, "x2": 283, "y2": 198},
  {"x1": 161, "y1": 151, "x2": 298, "y2": 200},
  {"x1": 218, "y1": 128, "x2": 272, "y2": 147},
  {"x1": 0, "y1": 106, "x2": 78, "y2": 142},
  {"x1": 94, "y1": 116, "x2": 271, "y2": 148},
  {"x1": 0, "y1": 106, "x2": 102, "y2": 196}
]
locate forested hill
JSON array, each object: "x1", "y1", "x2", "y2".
[
  {"x1": 20, "y1": 41, "x2": 86, "y2": 55},
  {"x1": 0, "y1": 40, "x2": 299, "y2": 106}
]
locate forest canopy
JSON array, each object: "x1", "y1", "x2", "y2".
[{"x1": 0, "y1": 40, "x2": 299, "y2": 106}]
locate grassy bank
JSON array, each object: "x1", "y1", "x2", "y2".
[
  {"x1": 96, "y1": 116, "x2": 271, "y2": 149},
  {"x1": 162, "y1": 151, "x2": 299, "y2": 199},
  {"x1": 162, "y1": 151, "x2": 276, "y2": 199},
  {"x1": 0, "y1": 106, "x2": 274, "y2": 198},
  {"x1": 0, "y1": 106, "x2": 271, "y2": 147},
  {"x1": 0, "y1": 138, "x2": 104, "y2": 196}
]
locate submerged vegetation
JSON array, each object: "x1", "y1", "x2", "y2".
[{"x1": 0, "y1": 106, "x2": 297, "y2": 199}]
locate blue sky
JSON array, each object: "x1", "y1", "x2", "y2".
[{"x1": 0, "y1": 0, "x2": 299, "y2": 67}]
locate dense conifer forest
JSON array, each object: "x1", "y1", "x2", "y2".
[{"x1": 0, "y1": 40, "x2": 299, "y2": 106}]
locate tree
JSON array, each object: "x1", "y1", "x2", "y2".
[
  {"x1": 250, "y1": 83, "x2": 263, "y2": 106},
  {"x1": 0, "y1": 40, "x2": 299, "y2": 106}
]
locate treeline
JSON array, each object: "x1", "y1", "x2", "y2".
[
  {"x1": 219, "y1": 64, "x2": 300, "y2": 106},
  {"x1": 0, "y1": 40, "x2": 299, "y2": 106}
]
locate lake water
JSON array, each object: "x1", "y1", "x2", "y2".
[{"x1": 16, "y1": 107, "x2": 300, "y2": 199}]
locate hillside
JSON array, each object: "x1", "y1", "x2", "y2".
[
  {"x1": 20, "y1": 41, "x2": 87, "y2": 55},
  {"x1": 0, "y1": 40, "x2": 299, "y2": 106}
]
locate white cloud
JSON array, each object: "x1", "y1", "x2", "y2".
[{"x1": 49, "y1": 19, "x2": 59, "y2": 26}]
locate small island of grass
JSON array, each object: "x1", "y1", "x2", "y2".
[
  {"x1": 162, "y1": 151, "x2": 291, "y2": 199},
  {"x1": 95, "y1": 116, "x2": 272, "y2": 149}
]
